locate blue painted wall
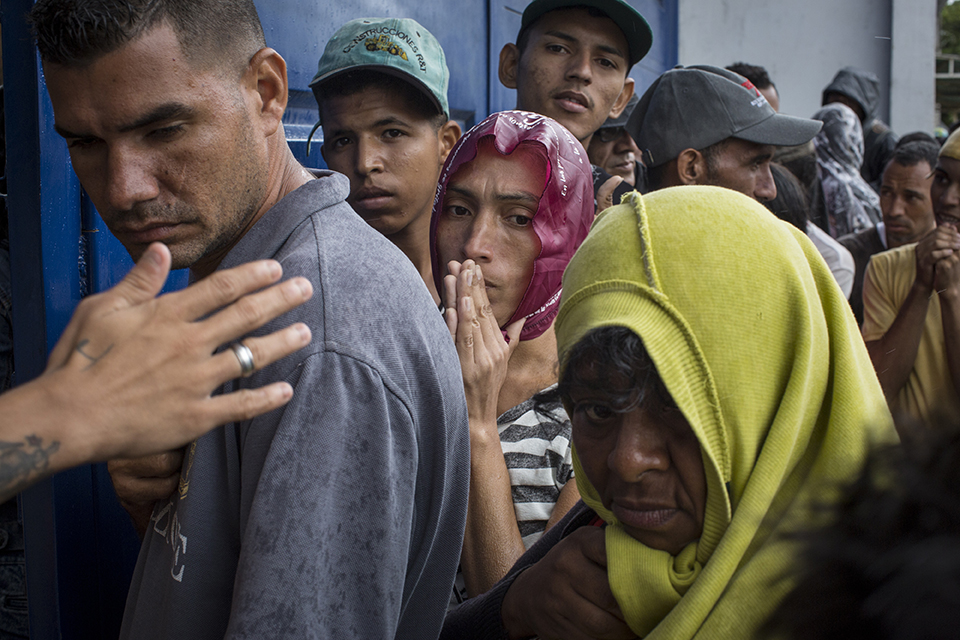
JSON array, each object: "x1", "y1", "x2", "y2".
[{"x1": 2, "y1": 0, "x2": 676, "y2": 637}]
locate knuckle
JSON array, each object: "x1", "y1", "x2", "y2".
[
  {"x1": 231, "y1": 294, "x2": 265, "y2": 326},
  {"x1": 209, "y1": 270, "x2": 244, "y2": 302},
  {"x1": 233, "y1": 389, "x2": 266, "y2": 421}
]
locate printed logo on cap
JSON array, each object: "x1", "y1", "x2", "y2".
[{"x1": 740, "y1": 79, "x2": 769, "y2": 108}]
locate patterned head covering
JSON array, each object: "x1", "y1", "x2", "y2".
[
  {"x1": 813, "y1": 102, "x2": 881, "y2": 237},
  {"x1": 430, "y1": 111, "x2": 595, "y2": 340},
  {"x1": 556, "y1": 187, "x2": 895, "y2": 638}
]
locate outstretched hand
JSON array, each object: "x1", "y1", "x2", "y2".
[
  {"x1": 443, "y1": 259, "x2": 524, "y2": 426},
  {"x1": 45, "y1": 242, "x2": 313, "y2": 461}
]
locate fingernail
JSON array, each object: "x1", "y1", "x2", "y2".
[
  {"x1": 297, "y1": 278, "x2": 313, "y2": 297},
  {"x1": 296, "y1": 324, "x2": 311, "y2": 343},
  {"x1": 267, "y1": 261, "x2": 282, "y2": 279},
  {"x1": 463, "y1": 296, "x2": 472, "y2": 311},
  {"x1": 466, "y1": 269, "x2": 474, "y2": 286},
  {"x1": 143, "y1": 245, "x2": 162, "y2": 266}
]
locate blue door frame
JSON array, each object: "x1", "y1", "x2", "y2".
[{"x1": 1, "y1": 1, "x2": 676, "y2": 637}]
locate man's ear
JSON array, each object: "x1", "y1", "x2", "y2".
[
  {"x1": 437, "y1": 120, "x2": 462, "y2": 165},
  {"x1": 246, "y1": 47, "x2": 288, "y2": 137},
  {"x1": 498, "y1": 43, "x2": 520, "y2": 90},
  {"x1": 676, "y1": 148, "x2": 707, "y2": 185},
  {"x1": 607, "y1": 77, "x2": 636, "y2": 119}
]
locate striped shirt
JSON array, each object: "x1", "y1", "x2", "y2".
[
  {"x1": 497, "y1": 386, "x2": 574, "y2": 549},
  {"x1": 450, "y1": 387, "x2": 574, "y2": 608}
]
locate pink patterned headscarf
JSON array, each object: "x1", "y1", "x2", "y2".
[{"x1": 430, "y1": 111, "x2": 595, "y2": 341}]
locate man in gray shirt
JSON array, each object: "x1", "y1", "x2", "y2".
[{"x1": 29, "y1": 0, "x2": 469, "y2": 637}]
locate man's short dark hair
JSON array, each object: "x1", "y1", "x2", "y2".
[
  {"x1": 313, "y1": 70, "x2": 447, "y2": 132},
  {"x1": 726, "y1": 62, "x2": 775, "y2": 91},
  {"x1": 645, "y1": 138, "x2": 730, "y2": 191},
  {"x1": 895, "y1": 131, "x2": 937, "y2": 149},
  {"x1": 886, "y1": 140, "x2": 939, "y2": 175},
  {"x1": 29, "y1": 0, "x2": 265, "y2": 75}
]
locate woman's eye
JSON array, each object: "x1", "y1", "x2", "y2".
[{"x1": 581, "y1": 403, "x2": 614, "y2": 422}]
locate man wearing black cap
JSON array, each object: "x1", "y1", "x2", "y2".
[
  {"x1": 587, "y1": 92, "x2": 645, "y2": 190},
  {"x1": 626, "y1": 65, "x2": 821, "y2": 202},
  {"x1": 498, "y1": 0, "x2": 651, "y2": 201}
]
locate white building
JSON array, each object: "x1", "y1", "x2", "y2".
[{"x1": 677, "y1": 0, "x2": 937, "y2": 134}]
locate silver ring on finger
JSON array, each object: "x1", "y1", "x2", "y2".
[{"x1": 229, "y1": 341, "x2": 256, "y2": 378}]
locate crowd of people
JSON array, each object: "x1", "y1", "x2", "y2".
[{"x1": 0, "y1": 0, "x2": 957, "y2": 637}]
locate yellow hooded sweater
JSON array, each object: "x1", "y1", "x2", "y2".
[{"x1": 555, "y1": 187, "x2": 896, "y2": 638}]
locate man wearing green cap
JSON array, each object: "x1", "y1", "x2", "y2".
[
  {"x1": 498, "y1": 0, "x2": 649, "y2": 201},
  {"x1": 309, "y1": 18, "x2": 461, "y2": 303}
]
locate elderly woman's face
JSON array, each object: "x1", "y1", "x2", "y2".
[{"x1": 570, "y1": 368, "x2": 707, "y2": 555}]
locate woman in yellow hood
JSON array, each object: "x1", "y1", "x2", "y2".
[{"x1": 442, "y1": 186, "x2": 895, "y2": 639}]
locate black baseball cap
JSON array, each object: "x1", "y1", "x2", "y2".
[
  {"x1": 627, "y1": 65, "x2": 822, "y2": 168},
  {"x1": 597, "y1": 92, "x2": 639, "y2": 131},
  {"x1": 519, "y1": 0, "x2": 653, "y2": 67}
]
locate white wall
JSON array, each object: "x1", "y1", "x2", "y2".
[
  {"x1": 890, "y1": 0, "x2": 937, "y2": 133},
  {"x1": 676, "y1": 0, "x2": 935, "y2": 133}
]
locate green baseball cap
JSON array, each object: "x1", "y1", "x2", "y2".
[
  {"x1": 309, "y1": 17, "x2": 450, "y2": 119},
  {"x1": 519, "y1": 0, "x2": 653, "y2": 67}
]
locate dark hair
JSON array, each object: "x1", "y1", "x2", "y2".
[
  {"x1": 764, "y1": 163, "x2": 810, "y2": 230},
  {"x1": 556, "y1": 326, "x2": 674, "y2": 413},
  {"x1": 763, "y1": 418, "x2": 960, "y2": 640},
  {"x1": 645, "y1": 138, "x2": 730, "y2": 191},
  {"x1": 895, "y1": 131, "x2": 937, "y2": 149},
  {"x1": 313, "y1": 69, "x2": 447, "y2": 131},
  {"x1": 885, "y1": 140, "x2": 939, "y2": 174},
  {"x1": 29, "y1": 0, "x2": 265, "y2": 74},
  {"x1": 726, "y1": 62, "x2": 775, "y2": 91}
]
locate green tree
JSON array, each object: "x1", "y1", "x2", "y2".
[{"x1": 942, "y1": 1, "x2": 960, "y2": 55}]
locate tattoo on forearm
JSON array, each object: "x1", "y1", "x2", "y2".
[
  {"x1": 0, "y1": 434, "x2": 60, "y2": 496},
  {"x1": 76, "y1": 339, "x2": 113, "y2": 370}
]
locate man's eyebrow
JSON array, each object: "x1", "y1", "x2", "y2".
[
  {"x1": 748, "y1": 151, "x2": 775, "y2": 164},
  {"x1": 903, "y1": 188, "x2": 927, "y2": 198},
  {"x1": 327, "y1": 117, "x2": 412, "y2": 139},
  {"x1": 54, "y1": 103, "x2": 196, "y2": 140},
  {"x1": 118, "y1": 103, "x2": 196, "y2": 133},
  {"x1": 542, "y1": 29, "x2": 625, "y2": 60}
]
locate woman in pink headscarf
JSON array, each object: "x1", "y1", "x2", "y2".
[{"x1": 430, "y1": 111, "x2": 595, "y2": 601}]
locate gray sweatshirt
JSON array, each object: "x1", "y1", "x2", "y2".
[{"x1": 120, "y1": 172, "x2": 470, "y2": 639}]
